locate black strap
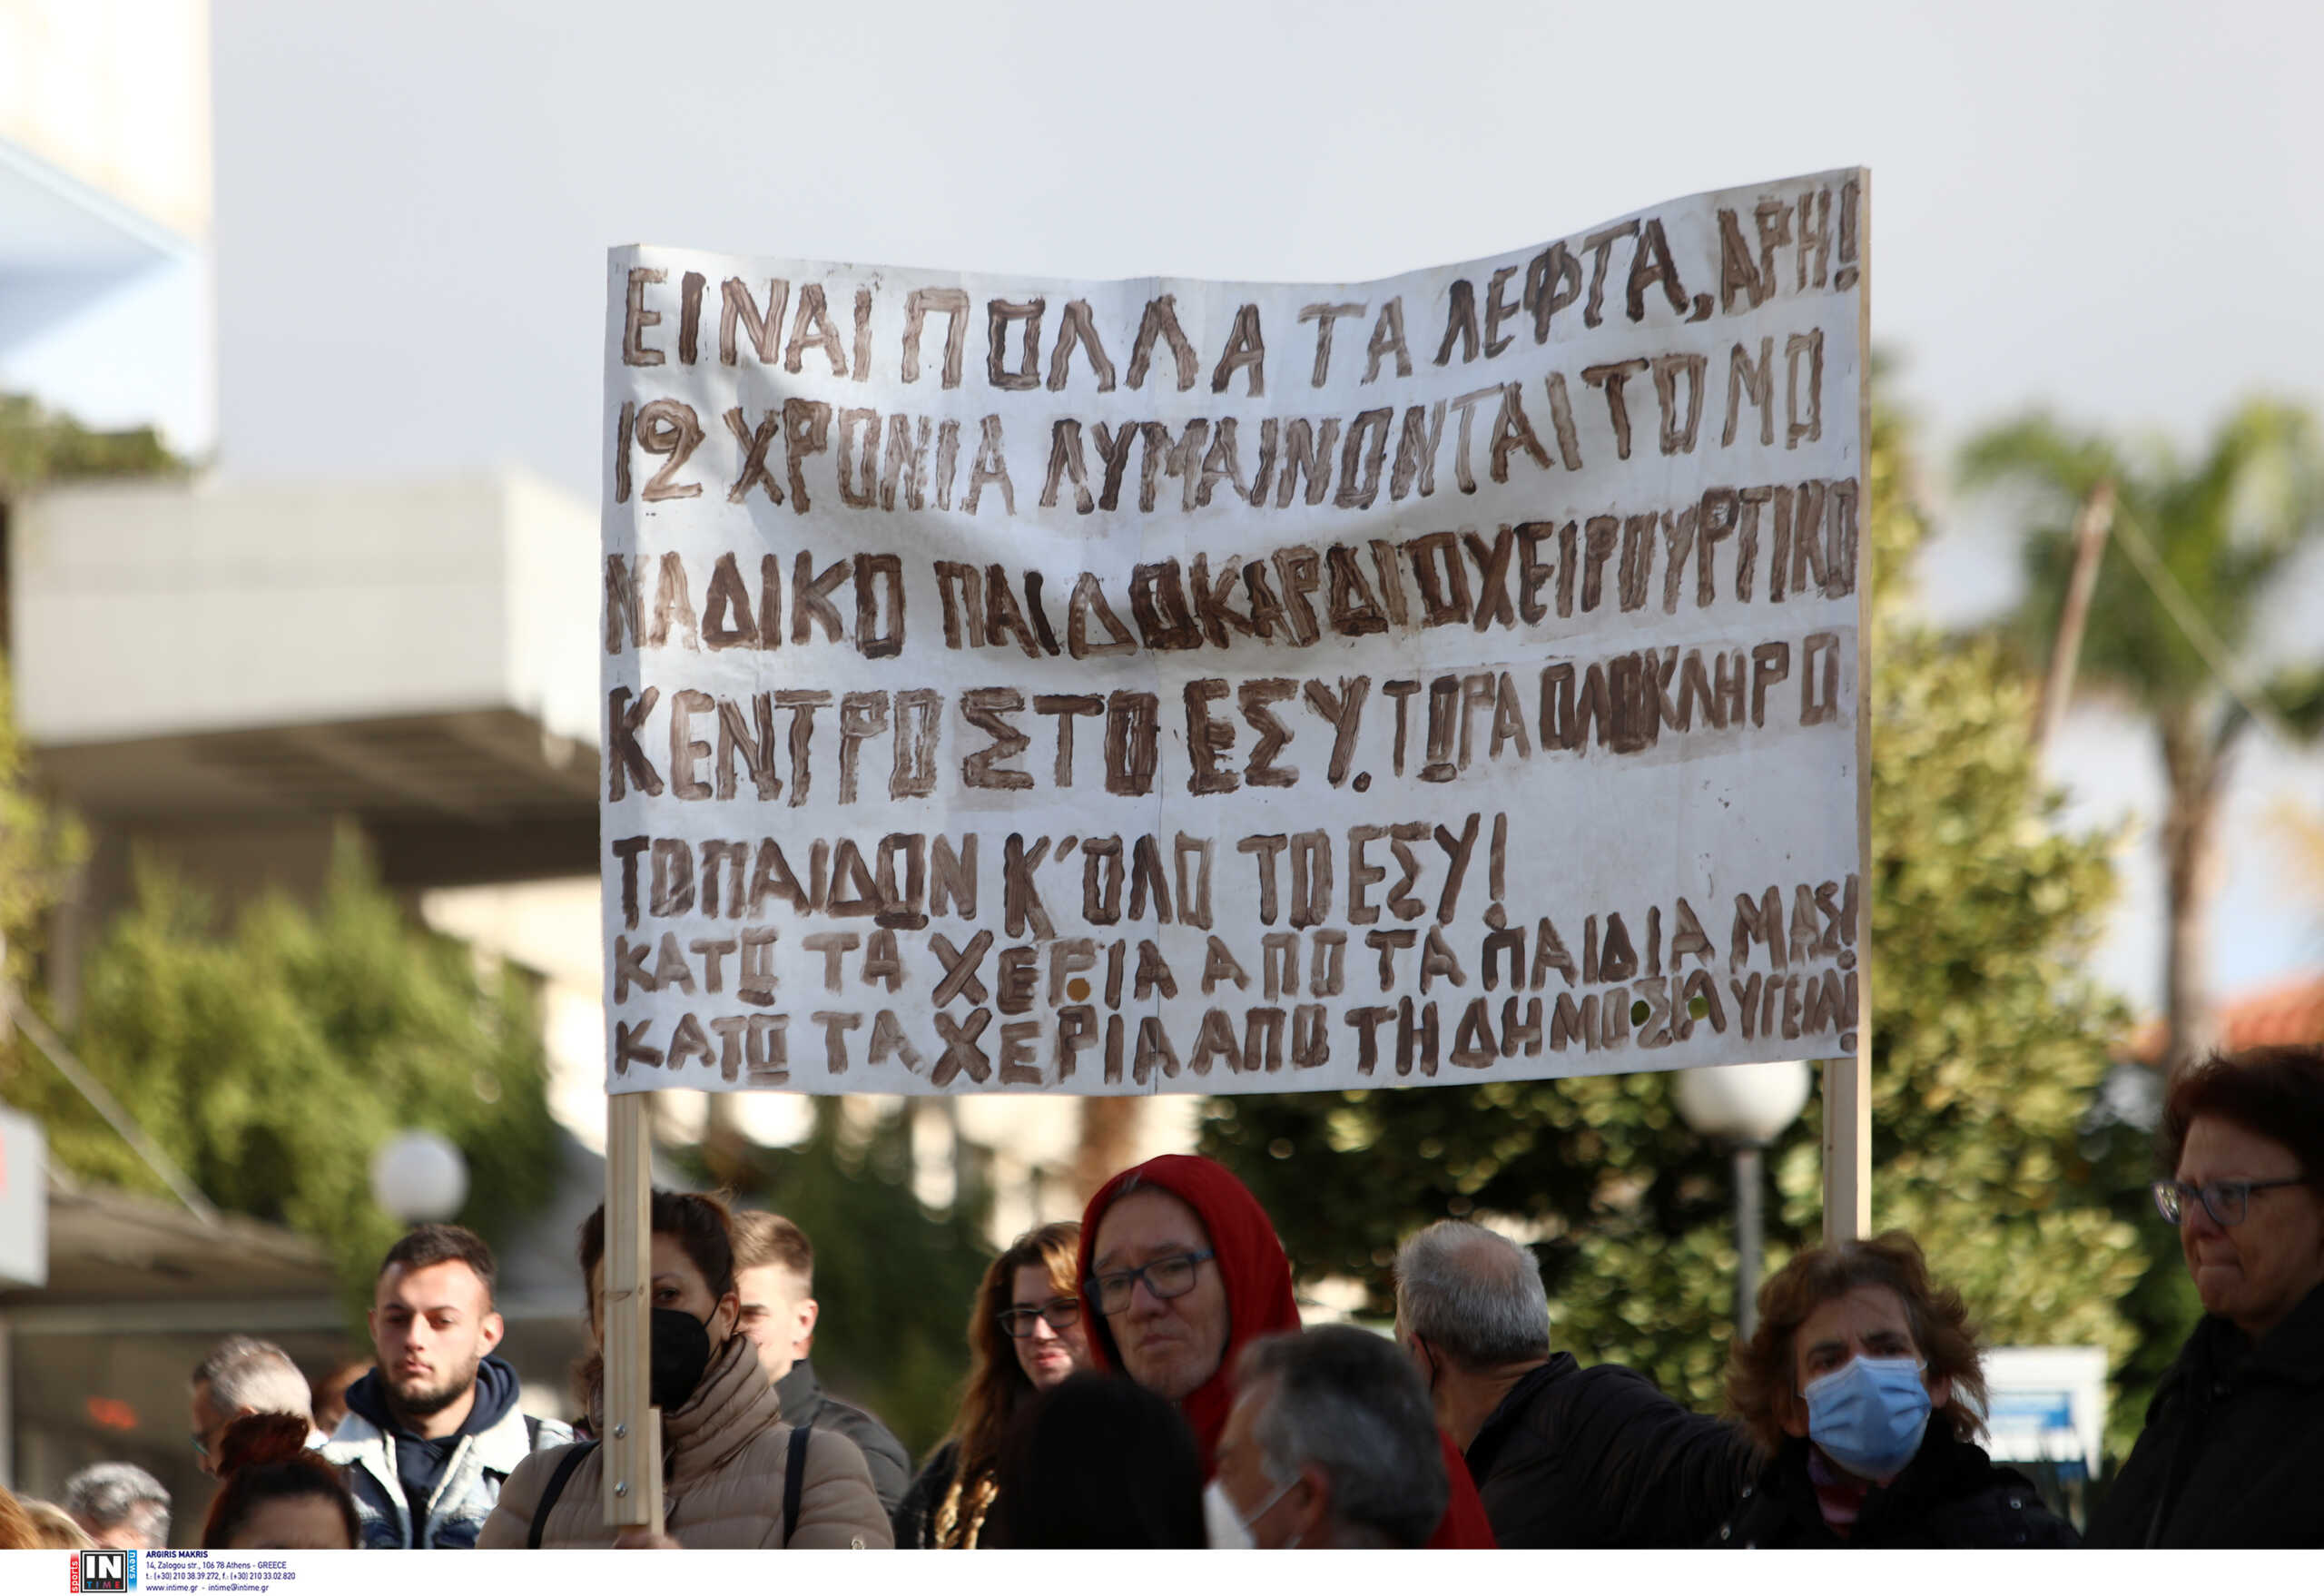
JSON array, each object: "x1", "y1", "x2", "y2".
[
  {"x1": 783, "y1": 1420, "x2": 813, "y2": 1546},
  {"x1": 527, "y1": 1441, "x2": 599, "y2": 1550}
]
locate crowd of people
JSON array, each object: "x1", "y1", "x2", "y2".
[{"x1": 2, "y1": 1041, "x2": 2319, "y2": 1551}]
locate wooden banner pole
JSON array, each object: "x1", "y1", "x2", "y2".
[
  {"x1": 1822, "y1": 1051, "x2": 1872, "y2": 1242},
  {"x1": 1825, "y1": 166, "x2": 1875, "y2": 1246},
  {"x1": 602, "y1": 1090, "x2": 663, "y2": 1530}
]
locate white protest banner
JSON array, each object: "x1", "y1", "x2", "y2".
[{"x1": 600, "y1": 169, "x2": 1867, "y2": 1098}]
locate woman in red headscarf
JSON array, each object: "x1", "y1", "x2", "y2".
[{"x1": 1078, "y1": 1154, "x2": 1495, "y2": 1548}]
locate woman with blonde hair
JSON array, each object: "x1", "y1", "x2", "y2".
[
  {"x1": 18, "y1": 1498, "x2": 95, "y2": 1550},
  {"x1": 0, "y1": 1484, "x2": 44, "y2": 1551},
  {"x1": 895, "y1": 1221, "x2": 1092, "y2": 1548}
]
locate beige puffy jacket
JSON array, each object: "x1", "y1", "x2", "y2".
[{"x1": 478, "y1": 1335, "x2": 891, "y2": 1549}]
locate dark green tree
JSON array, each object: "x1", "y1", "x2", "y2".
[
  {"x1": 2, "y1": 833, "x2": 561, "y2": 1313},
  {"x1": 1203, "y1": 391, "x2": 2142, "y2": 1419},
  {"x1": 0, "y1": 390, "x2": 180, "y2": 496},
  {"x1": 0, "y1": 663, "x2": 81, "y2": 998},
  {"x1": 0, "y1": 390, "x2": 176, "y2": 999}
]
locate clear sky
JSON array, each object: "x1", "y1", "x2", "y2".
[{"x1": 207, "y1": 0, "x2": 2324, "y2": 1011}]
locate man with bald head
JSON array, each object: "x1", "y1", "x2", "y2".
[{"x1": 1394, "y1": 1218, "x2": 1756, "y2": 1548}]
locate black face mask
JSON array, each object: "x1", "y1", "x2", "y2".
[{"x1": 649, "y1": 1306, "x2": 714, "y2": 1409}]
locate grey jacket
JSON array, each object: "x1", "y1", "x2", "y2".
[{"x1": 323, "y1": 1394, "x2": 571, "y2": 1548}]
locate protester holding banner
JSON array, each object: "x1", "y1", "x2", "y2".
[
  {"x1": 479, "y1": 1189, "x2": 890, "y2": 1549},
  {"x1": 1078, "y1": 1154, "x2": 1496, "y2": 1548},
  {"x1": 895, "y1": 1220, "x2": 1091, "y2": 1548},
  {"x1": 1713, "y1": 1233, "x2": 2075, "y2": 1548},
  {"x1": 1395, "y1": 1219, "x2": 1757, "y2": 1547},
  {"x1": 2087, "y1": 1044, "x2": 2324, "y2": 1548},
  {"x1": 201, "y1": 1414, "x2": 361, "y2": 1550}
]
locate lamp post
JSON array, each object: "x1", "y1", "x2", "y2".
[
  {"x1": 369, "y1": 1128, "x2": 470, "y2": 1224},
  {"x1": 1673, "y1": 1060, "x2": 1811, "y2": 1337}
]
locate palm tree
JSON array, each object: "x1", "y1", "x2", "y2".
[{"x1": 1960, "y1": 399, "x2": 2324, "y2": 1077}]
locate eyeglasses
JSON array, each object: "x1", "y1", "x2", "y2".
[
  {"x1": 2152, "y1": 1177, "x2": 2307, "y2": 1228},
  {"x1": 1088, "y1": 1250, "x2": 1215, "y2": 1315},
  {"x1": 997, "y1": 1296, "x2": 1082, "y2": 1338}
]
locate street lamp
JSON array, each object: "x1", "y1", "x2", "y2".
[
  {"x1": 369, "y1": 1128, "x2": 470, "y2": 1223},
  {"x1": 1673, "y1": 1060, "x2": 1811, "y2": 1337}
]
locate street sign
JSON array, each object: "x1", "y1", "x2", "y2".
[{"x1": 1974, "y1": 1346, "x2": 2108, "y2": 1478}]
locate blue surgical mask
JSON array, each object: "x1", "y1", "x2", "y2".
[{"x1": 1802, "y1": 1355, "x2": 1930, "y2": 1480}]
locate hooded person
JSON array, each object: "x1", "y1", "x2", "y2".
[
  {"x1": 478, "y1": 1189, "x2": 891, "y2": 1550},
  {"x1": 1077, "y1": 1155, "x2": 1495, "y2": 1549},
  {"x1": 322, "y1": 1224, "x2": 571, "y2": 1548}
]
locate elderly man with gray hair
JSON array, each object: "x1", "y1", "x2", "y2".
[
  {"x1": 1208, "y1": 1325, "x2": 1448, "y2": 1549},
  {"x1": 63, "y1": 1463, "x2": 171, "y2": 1550},
  {"x1": 190, "y1": 1335, "x2": 325, "y2": 1477},
  {"x1": 1394, "y1": 1219, "x2": 1756, "y2": 1548}
]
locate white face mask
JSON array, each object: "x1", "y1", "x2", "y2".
[{"x1": 1203, "y1": 1477, "x2": 1295, "y2": 1550}]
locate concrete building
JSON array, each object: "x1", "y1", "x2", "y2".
[
  {"x1": 0, "y1": 0, "x2": 213, "y2": 453},
  {"x1": 14, "y1": 471, "x2": 602, "y2": 1019}
]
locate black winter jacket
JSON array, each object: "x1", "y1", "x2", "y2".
[
  {"x1": 894, "y1": 1438, "x2": 970, "y2": 1549},
  {"x1": 1463, "y1": 1354, "x2": 1759, "y2": 1548},
  {"x1": 775, "y1": 1358, "x2": 911, "y2": 1515},
  {"x1": 1712, "y1": 1432, "x2": 2079, "y2": 1548},
  {"x1": 2086, "y1": 1282, "x2": 2324, "y2": 1548}
]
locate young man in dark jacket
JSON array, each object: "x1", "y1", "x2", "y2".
[
  {"x1": 731, "y1": 1209, "x2": 911, "y2": 1513},
  {"x1": 1394, "y1": 1220, "x2": 1757, "y2": 1548},
  {"x1": 320, "y1": 1225, "x2": 569, "y2": 1548}
]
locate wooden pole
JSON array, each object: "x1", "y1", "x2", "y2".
[
  {"x1": 1826, "y1": 165, "x2": 1875, "y2": 1245},
  {"x1": 2030, "y1": 480, "x2": 2116, "y2": 757},
  {"x1": 1822, "y1": 1054, "x2": 1872, "y2": 1243},
  {"x1": 602, "y1": 1091, "x2": 663, "y2": 1530}
]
